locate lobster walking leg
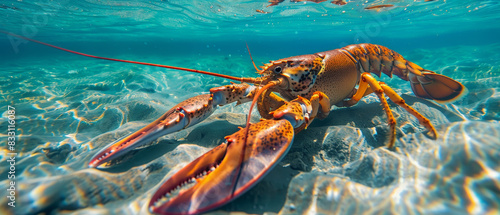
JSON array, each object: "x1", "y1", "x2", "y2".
[
  {"x1": 360, "y1": 73, "x2": 397, "y2": 148},
  {"x1": 89, "y1": 83, "x2": 257, "y2": 168},
  {"x1": 271, "y1": 91, "x2": 331, "y2": 131},
  {"x1": 340, "y1": 84, "x2": 374, "y2": 107},
  {"x1": 257, "y1": 89, "x2": 287, "y2": 119},
  {"x1": 343, "y1": 72, "x2": 437, "y2": 149},
  {"x1": 380, "y1": 83, "x2": 437, "y2": 139}
]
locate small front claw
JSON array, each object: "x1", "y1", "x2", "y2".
[{"x1": 149, "y1": 119, "x2": 294, "y2": 215}]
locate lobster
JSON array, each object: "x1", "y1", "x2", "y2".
[{"x1": 3, "y1": 31, "x2": 465, "y2": 214}]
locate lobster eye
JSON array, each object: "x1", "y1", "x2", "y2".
[{"x1": 274, "y1": 66, "x2": 282, "y2": 74}]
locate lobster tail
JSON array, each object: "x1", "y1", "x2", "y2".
[
  {"x1": 339, "y1": 44, "x2": 466, "y2": 104},
  {"x1": 409, "y1": 72, "x2": 467, "y2": 103}
]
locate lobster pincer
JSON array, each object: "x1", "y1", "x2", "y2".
[
  {"x1": 88, "y1": 83, "x2": 257, "y2": 168},
  {"x1": 148, "y1": 119, "x2": 294, "y2": 215}
]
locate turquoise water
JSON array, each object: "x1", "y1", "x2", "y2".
[{"x1": 1, "y1": 1, "x2": 499, "y2": 214}]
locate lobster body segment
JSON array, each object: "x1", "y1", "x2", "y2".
[
  {"x1": 258, "y1": 50, "x2": 360, "y2": 105},
  {"x1": 313, "y1": 49, "x2": 361, "y2": 105}
]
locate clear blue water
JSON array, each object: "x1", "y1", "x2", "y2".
[{"x1": 0, "y1": 1, "x2": 499, "y2": 214}]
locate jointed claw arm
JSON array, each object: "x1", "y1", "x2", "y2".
[{"x1": 88, "y1": 83, "x2": 257, "y2": 168}]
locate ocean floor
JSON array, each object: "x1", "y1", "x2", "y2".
[{"x1": 1, "y1": 43, "x2": 499, "y2": 214}]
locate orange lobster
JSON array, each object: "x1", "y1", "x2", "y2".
[{"x1": 4, "y1": 31, "x2": 465, "y2": 214}]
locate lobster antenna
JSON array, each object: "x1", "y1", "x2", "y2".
[
  {"x1": 1, "y1": 30, "x2": 259, "y2": 84},
  {"x1": 245, "y1": 42, "x2": 261, "y2": 73},
  {"x1": 230, "y1": 80, "x2": 280, "y2": 197}
]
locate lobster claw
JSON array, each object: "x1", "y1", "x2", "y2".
[
  {"x1": 88, "y1": 94, "x2": 217, "y2": 169},
  {"x1": 149, "y1": 119, "x2": 294, "y2": 215}
]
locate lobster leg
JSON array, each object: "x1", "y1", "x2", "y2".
[
  {"x1": 380, "y1": 82, "x2": 437, "y2": 139},
  {"x1": 343, "y1": 72, "x2": 437, "y2": 149},
  {"x1": 257, "y1": 89, "x2": 287, "y2": 119},
  {"x1": 88, "y1": 83, "x2": 257, "y2": 168},
  {"x1": 271, "y1": 91, "x2": 331, "y2": 131},
  {"x1": 341, "y1": 85, "x2": 374, "y2": 107}
]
